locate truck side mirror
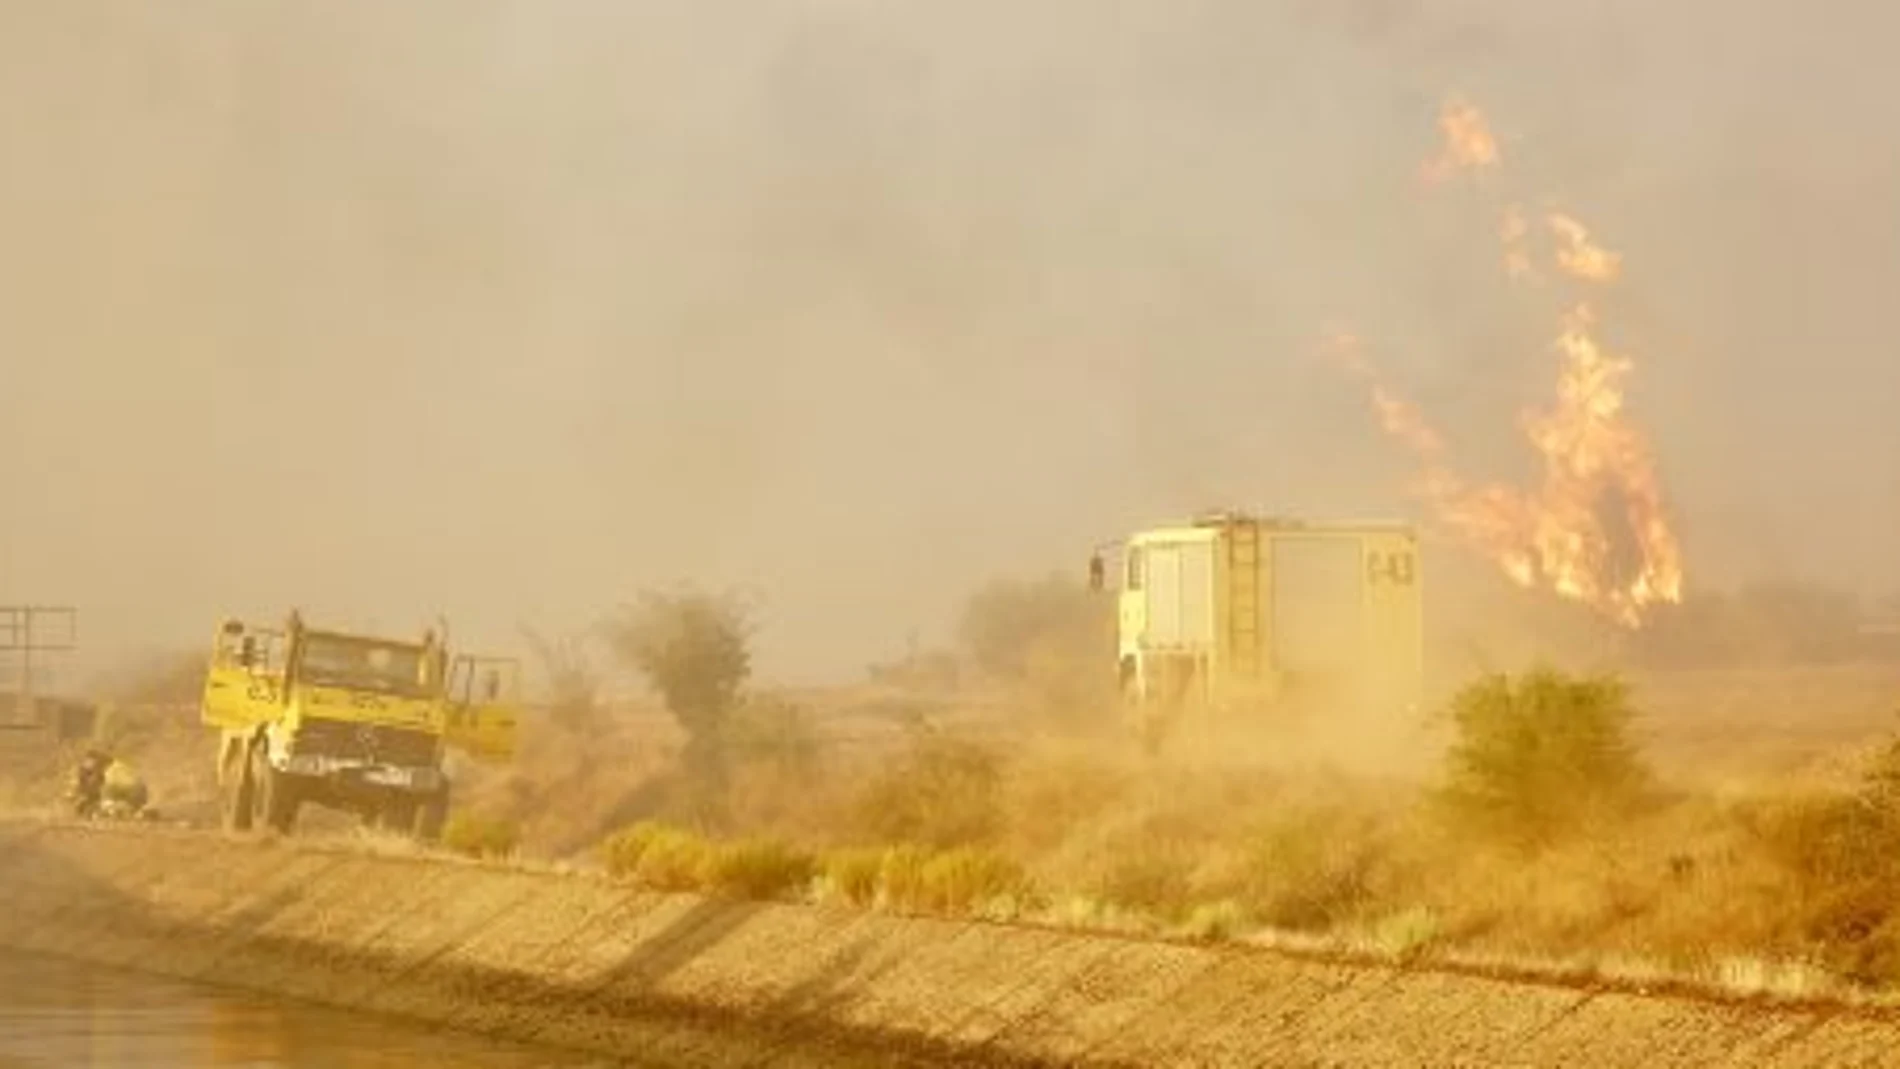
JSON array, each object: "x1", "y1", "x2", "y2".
[
  {"x1": 1088, "y1": 553, "x2": 1106, "y2": 591},
  {"x1": 484, "y1": 670, "x2": 501, "y2": 701}
]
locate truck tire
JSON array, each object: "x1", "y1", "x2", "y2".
[
  {"x1": 415, "y1": 783, "x2": 450, "y2": 845},
  {"x1": 376, "y1": 795, "x2": 419, "y2": 834},
  {"x1": 222, "y1": 740, "x2": 256, "y2": 833},
  {"x1": 249, "y1": 743, "x2": 301, "y2": 835}
]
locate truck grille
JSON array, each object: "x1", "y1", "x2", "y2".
[{"x1": 292, "y1": 716, "x2": 440, "y2": 767}]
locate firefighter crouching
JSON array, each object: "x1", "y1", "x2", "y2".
[
  {"x1": 69, "y1": 748, "x2": 108, "y2": 817},
  {"x1": 68, "y1": 749, "x2": 154, "y2": 821}
]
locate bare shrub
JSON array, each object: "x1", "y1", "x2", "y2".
[
  {"x1": 522, "y1": 628, "x2": 605, "y2": 736},
  {"x1": 853, "y1": 730, "x2": 1004, "y2": 848},
  {"x1": 958, "y1": 573, "x2": 1113, "y2": 721},
  {"x1": 1097, "y1": 846, "x2": 1197, "y2": 921},
  {"x1": 1741, "y1": 744, "x2": 1900, "y2": 986},
  {"x1": 441, "y1": 813, "x2": 520, "y2": 860},
  {"x1": 1437, "y1": 668, "x2": 1651, "y2": 846},
  {"x1": 999, "y1": 753, "x2": 1132, "y2": 858},
  {"x1": 1237, "y1": 805, "x2": 1401, "y2": 931}
]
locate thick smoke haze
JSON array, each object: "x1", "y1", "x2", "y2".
[{"x1": 2, "y1": 3, "x2": 1898, "y2": 684}]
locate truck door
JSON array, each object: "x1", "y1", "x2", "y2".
[
  {"x1": 201, "y1": 620, "x2": 285, "y2": 732},
  {"x1": 444, "y1": 654, "x2": 521, "y2": 763}
]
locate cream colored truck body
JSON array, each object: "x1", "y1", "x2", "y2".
[{"x1": 1098, "y1": 513, "x2": 1423, "y2": 748}]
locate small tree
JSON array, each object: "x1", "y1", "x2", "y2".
[
  {"x1": 1437, "y1": 668, "x2": 1651, "y2": 846},
  {"x1": 606, "y1": 587, "x2": 754, "y2": 823}
]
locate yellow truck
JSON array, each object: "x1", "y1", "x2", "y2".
[
  {"x1": 200, "y1": 611, "x2": 520, "y2": 839},
  {"x1": 1090, "y1": 512, "x2": 1423, "y2": 751}
]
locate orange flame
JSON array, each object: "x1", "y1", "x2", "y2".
[
  {"x1": 1546, "y1": 212, "x2": 1623, "y2": 282},
  {"x1": 1421, "y1": 97, "x2": 1500, "y2": 183},
  {"x1": 1343, "y1": 98, "x2": 1684, "y2": 628}
]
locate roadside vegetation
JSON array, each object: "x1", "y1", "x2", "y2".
[
  {"x1": 550, "y1": 581, "x2": 1900, "y2": 996},
  {"x1": 31, "y1": 576, "x2": 1900, "y2": 1001}
]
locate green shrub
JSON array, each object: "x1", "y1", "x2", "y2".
[
  {"x1": 1437, "y1": 668, "x2": 1651, "y2": 846},
  {"x1": 441, "y1": 813, "x2": 520, "y2": 860}
]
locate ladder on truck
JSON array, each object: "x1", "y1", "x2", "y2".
[{"x1": 1224, "y1": 521, "x2": 1262, "y2": 684}]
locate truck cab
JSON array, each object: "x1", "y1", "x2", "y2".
[{"x1": 201, "y1": 611, "x2": 520, "y2": 838}]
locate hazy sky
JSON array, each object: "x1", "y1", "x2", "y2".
[{"x1": 3, "y1": 2, "x2": 1899, "y2": 685}]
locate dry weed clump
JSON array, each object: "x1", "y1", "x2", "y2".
[
  {"x1": 600, "y1": 821, "x2": 713, "y2": 891},
  {"x1": 818, "y1": 847, "x2": 886, "y2": 907},
  {"x1": 825, "y1": 843, "x2": 1030, "y2": 917},
  {"x1": 599, "y1": 822, "x2": 818, "y2": 897},
  {"x1": 1222, "y1": 798, "x2": 1423, "y2": 932},
  {"x1": 702, "y1": 837, "x2": 818, "y2": 899},
  {"x1": 440, "y1": 813, "x2": 521, "y2": 860},
  {"x1": 597, "y1": 819, "x2": 1034, "y2": 919},
  {"x1": 1736, "y1": 749, "x2": 1900, "y2": 986},
  {"x1": 852, "y1": 730, "x2": 1004, "y2": 848}
]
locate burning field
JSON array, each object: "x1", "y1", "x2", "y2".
[{"x1": 1338, "y1": 96, "x2": 1683, "y2": 632}]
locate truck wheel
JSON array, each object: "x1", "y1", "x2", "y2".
[
  {"x1": 377, "y1": 795, "x2": 419, "y2": 834},
  {"x1": 250, "y1": 743, "x2": 301, "y2": 835},
  {"x1": 415, "y1": 784, "x2": 450, "y2": 844},
  {"x1": 222, "y1": 740, "x2": 256, "y2": 833}
]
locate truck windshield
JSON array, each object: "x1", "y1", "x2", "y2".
[{"x1": 298, "y1": 635, "x2": 429, "y2": 697}]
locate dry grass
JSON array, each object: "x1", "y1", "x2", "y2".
[
  {"x1": 562, "y1": 668, "x2": 1900, "y2": 995},
  {"x1": 27, "y1": 648, "x2": 1900, "y2": 999},
  {"x1": 440, "y1": 813, "x2": 520, "y2": 860}
]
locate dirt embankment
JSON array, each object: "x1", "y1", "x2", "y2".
[{"x1": 1, "y1": 821, "x2": 1896, "y2": 1068}]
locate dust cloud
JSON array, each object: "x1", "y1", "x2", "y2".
[{"x1": 2, "y1": 2, "x2": 1898, "y2": 685}]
